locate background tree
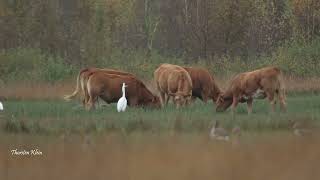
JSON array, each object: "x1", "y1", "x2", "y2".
[{"x1": 0, "y1": 0, "x2": 319, "y2": 77}]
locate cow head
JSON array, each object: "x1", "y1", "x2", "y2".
[
  {"x1": 172, "y1": 92, "x2": 192, "y2": 107},
  {"x1": 142, "y1": 94, "x2": 161, "y2": 109},
  {"x1": 151, "y1": 95, "x2": 161, "y2": 109},
  {"x1": 215, "y1": 93, "x2": 233, "y2": 112}
]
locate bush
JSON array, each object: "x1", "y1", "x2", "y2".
[
  {"x1": 0, "y1": 48, "x2": 44, "y2": 81},
  {"x1": 273, "y1": 38, "x2": 320, "y2": 76},
  {"x1": 1, "y1": 38, "x2": 320, "y2": 84},
  {"x1": 40, "y1": 56, "x2": 74, "y2": 82},
  {"x1": 200, "y1": 38, "x2": 320, "y2": 77},
  {"x1": 0, "y1": 48, "x2": 74, "y2": 82}
]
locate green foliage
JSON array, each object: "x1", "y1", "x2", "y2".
[
  {"x1": 273, "y1": 38, "x2": 320, "y2": 76},
  {"x1": 196, "y1": 37, "x2": 320, "y2": 77},
  {"x1": 0, "y1": 0, "x2": 320, "y2": 79},
  {"x1": 1, "y1": 0, "x2": 319, "y2": 61},
  {"x1": 40, "y1": 56, "x2": 74, "y2": 82},
  {"x1": 1, "y1": 37, "x2": 320, "y2": 83},
  {"x1": 0, "y1": 48, "x2": 74, "y2": 82},
  {"x1": 0, "y1": 48, "x2": 42, "y2": 80}
]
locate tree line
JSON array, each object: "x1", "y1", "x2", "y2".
[{"x1": 0, "y1": 0, "x2": 319, "y2": 66}]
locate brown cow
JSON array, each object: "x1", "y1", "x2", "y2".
[
  {"x1": 183, "y1": 67, "x2": 221, "y2": 103},
  {"x1": 64, "y1": 68, "x2": 134, "y2": 105},
  {"x1": 154, "y1": 64, "x2": 193, "y2": 108},
  {"x1": 216, "y1": 66, "x2": 286, "y2": 114},
  {"x1": 86, "y1": 71, "x2": 160, "y2": 110}
]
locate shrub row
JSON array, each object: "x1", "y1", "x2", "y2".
[{"x1": 1, "y1": 38, "x2": 319, "y2": 83}]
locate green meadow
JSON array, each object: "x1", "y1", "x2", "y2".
[{"x1": 1, "y1": 94, "x2": 319, "y2": 135}]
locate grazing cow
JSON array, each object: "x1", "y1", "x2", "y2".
[
  {"x1": 64, "y1": 68, "x2": 134, "y2": 105},
  {"x1": 86, "y1": 71, "x2": 160, "y2": 110},
  {"x1": 216, "y1": 66, "x2": 286, "y2": 114},
  {"x1": 154, "y1": 64, "x2": 193, "y2": 108},
  {"x1": 183, "y1": 67, "x2": 221, "y2": 103}
]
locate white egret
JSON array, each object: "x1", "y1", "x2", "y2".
[
  {"x1": 0, "y1": 101, "x2": 3, "y2": 111},
  {"x1": 117, "y1": 83, "x2": 128, "y2": 112}
]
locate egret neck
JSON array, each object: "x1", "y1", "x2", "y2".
[{"x1": 122, "y1": 83, "x2": 127, "y2": 97}]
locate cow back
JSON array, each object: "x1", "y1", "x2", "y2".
[
  {"x1": 183, "y1": 67, "x2": 220, "y2": 100},
  {"x1": 155, "y1": 64, "x2": 192, "y2": 96}
]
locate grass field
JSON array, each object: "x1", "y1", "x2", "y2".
[
  {"x1": 1, "y1": 93, "x2": 320, "y2": 179},
  {"x1": 1, "y1": 93, "x2": 320, "y2": 135}
]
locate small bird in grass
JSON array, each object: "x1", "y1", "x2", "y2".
[
  {"x1": 0, "y1": 101, "x2": 3, "y2": 111},
  {"x1": 209, "y1": 121, "x2": 241, "y2": 142},
  {"x1": 209, "y1": 121, "x2": 230, "y2": 141},
  {"x1": 117, "y1": 83, "x2": 128, "y2": 112},
  {"x1": 291, "y1": 120, "x2": 312, "y2": 137}
]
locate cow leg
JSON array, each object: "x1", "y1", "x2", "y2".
[
  {"x1": 97, "y1": 97, "x2": 101, "y2": 108},
  {"x1": 266, "y1": 91, "x2": 276, "y2": 113},
  {"x1": 86, "y1": 96, "x2": 96, "y2": 111},
  {"x1": 82, "y1": 98, "x2": 86, "y2": 106},
  {"x1": 159, "y1": 92, "x2": 166, "y2": 107},
  {"x1": 246, "y1": 98, "x2": 253, "y2": 115},
  {"x1": 183, "y1": 98, "x2": 189, "y2": 106},
  {"x1": 165, "y1": 94, "x2": 170, "y2": 105},
  {"x1": 201, "y1": 92, "x2": 209, "y2": 103},
  {"x1": 86, "y1": 87, "x2": 96, "y2": 111},
  {"x1": 231, "y1": 95, "x2": 239, "y2": 115},
  {"x1": 212, "y1": 97, "x2": 216, "y2": 105},
  {"x1": 81, "y1": 77, "x2": 89, "y2": 106},
  {"x1": 186, "y1": 96, "x2": 194, "y2": 106},
  {"x1": 191, "y1": 96, "x2": 197, "y2": 104},
  {"x1": 82, "y1": 90, "x2": 87, "y2": 105},
  {"x1": 278, "y1": 90, "x2": 287, "y2": 113},
  {"x1": 83, "y1": 93, "x2": 89, "y2": 106},
  {"x1": 175, "y1": 100, "x2": 181, "y2": 109},
  {"x1": 279, "y1": 99, "x2": 286, "y2": 112},
  {"x1": 172, "y1": 96, "x2": 181, "y2": 109}
]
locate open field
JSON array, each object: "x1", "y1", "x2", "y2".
[
  {"x1": 1, "y1": 83, "x2": 320, "y2": 180},
  {"x1": 1, "y1": 93, "x2": 320, "y2": 134}
]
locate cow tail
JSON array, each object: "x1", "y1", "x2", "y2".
[{"x1": 63, "y1": 70, "x2": 83, "y2": 101}]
